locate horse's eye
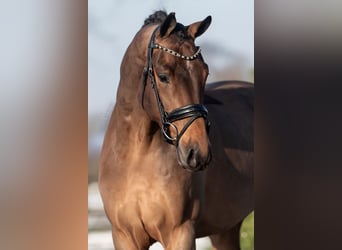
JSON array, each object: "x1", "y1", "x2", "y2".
[{"x1": 158, "y1": 74, "x2": 170, "y2": 84}]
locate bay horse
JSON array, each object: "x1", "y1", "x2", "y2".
[{"x1": 99, "y1": 11, "x2": 253, "y2": 250}]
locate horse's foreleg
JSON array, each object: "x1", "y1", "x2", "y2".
[
  {"x1": 111, "y1": 228, "x2": 150, "y2": 250},
  {"x1": 209, "y1": 221, "x2": 242, "y2": 250},
  {"x1": 165, "y1": 221, "x2": 196, "y2": 250}
]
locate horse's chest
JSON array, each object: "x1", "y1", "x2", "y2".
[
  {"x1": 114, "y1": 167, "x2": 193, "y2": 219},
  {"x1": 106, "y1": 153, "x2": 199, "y2": 229},
  {"x1": 113, "y1": 178, "x2": 187, "y2": 233}
]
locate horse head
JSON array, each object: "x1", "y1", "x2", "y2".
[{"x1": 140, "y1": 12, "x2": 212, "y2": 171}]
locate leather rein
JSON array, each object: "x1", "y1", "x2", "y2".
[{"x1": 141, "y1": 26, "x2": 210, "y2": 146}]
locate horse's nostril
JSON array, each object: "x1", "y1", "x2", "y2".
[{"x1": 186, "y1": 148, "x2": 197, "y2": 167}]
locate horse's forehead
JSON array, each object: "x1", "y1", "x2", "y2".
[
  {"x1": 140, "y1": 23, "x2": 194, "y2": 49},
  {"x1": 172, "y1": 23, "x2": 188, "y2": 40},
  {"x1": 162, "y1": 26, "x2": 194, "y2": 49},
  {"x1": 159, "y1": 38, "x2": 197, "y2": 60},
  {"x1": 138, "y1": 24, "x2": 203, "y2": 69}
]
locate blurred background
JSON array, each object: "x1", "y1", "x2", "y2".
[
  {"x1": 1, "y1": 0, "x2": 340, "y2": 249},
  {"x1": 88, "y1": 0, "x2": 254, "y2": 249}
]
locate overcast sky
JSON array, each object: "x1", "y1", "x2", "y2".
[{"x1": 88, "y1": 0, "x2": 254, "y2": 116}]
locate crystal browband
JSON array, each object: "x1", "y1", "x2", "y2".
[{"x1": 153, "y1": 44, "x2": 201, "y2": 60}]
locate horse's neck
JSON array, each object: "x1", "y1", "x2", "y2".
[
  {"x1": 109, "y1": 100, "x2": 160, "y2": 151},
  {"x1": 106, "y1": 105, "x2": 182, "y2": 180},
  {"x1": 104, "y1": 32, "x2": 174, "y2": 166},
  {"x1": 112, "y1": 42, "x2": 154, "y2": 147}
]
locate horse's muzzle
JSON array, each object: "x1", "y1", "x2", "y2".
[{"x1": 177, "y1": 143, "x2": 212, "y2": 172}]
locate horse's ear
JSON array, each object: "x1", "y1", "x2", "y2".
[
  {"x1": 160, "y1": 12, "x2": 177, "y2": 38},
  {"x1": 187, "y1": 16, "x2": 212, "y2": 39}
]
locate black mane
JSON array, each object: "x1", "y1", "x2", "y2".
[
  {"x1": 143, "y1": 10, "x2": 168, "y2": 27},
  {"x1": 142, "y1": 10, "x2": 188, "y2": 40}
]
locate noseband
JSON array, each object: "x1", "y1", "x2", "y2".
[{"x1": 141, "y1": 26, "x2": 210, "y2": 147}]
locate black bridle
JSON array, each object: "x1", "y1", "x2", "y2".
[{"x1": 141, "y1": 26, "x2": 210, "y2": 147}]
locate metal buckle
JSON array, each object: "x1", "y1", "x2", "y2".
[{"x1": 161, "y1": 122, "x2": 178, "y2": 142}]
